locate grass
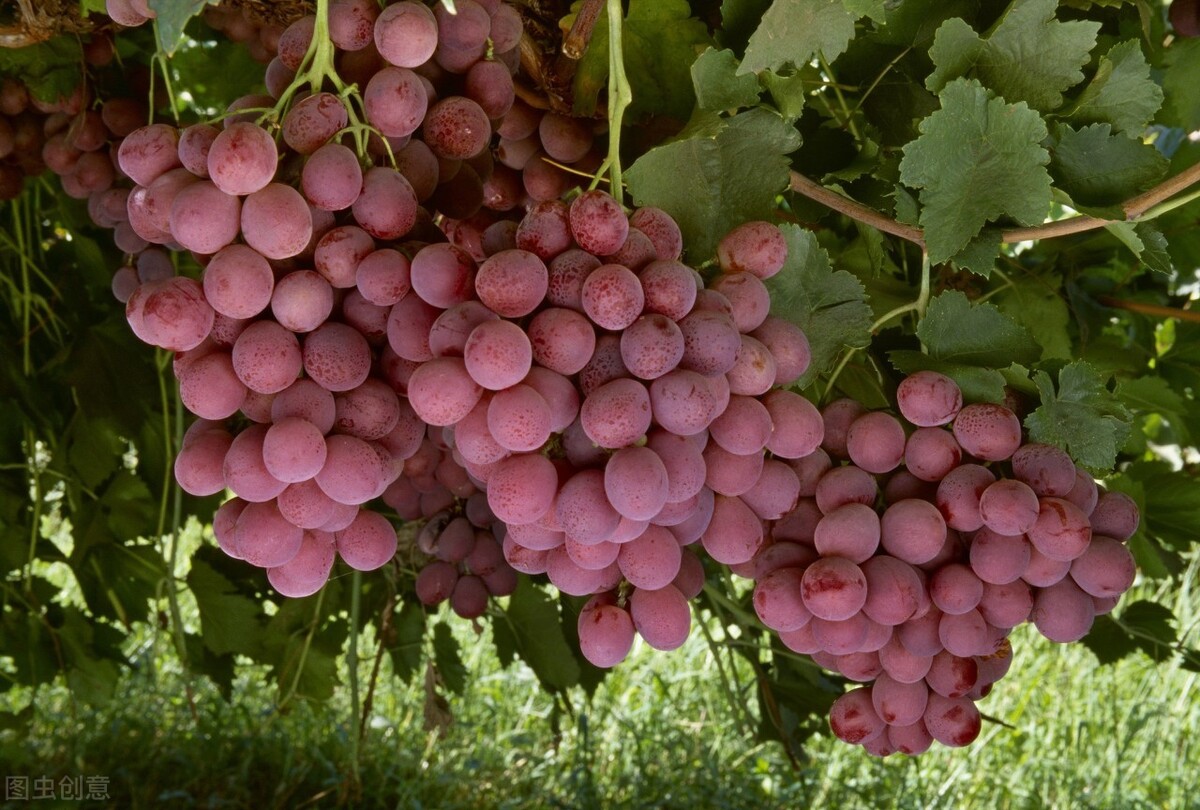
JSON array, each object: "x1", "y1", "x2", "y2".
[{"x1": 3, "y1": 557, "x2": 1199, "y2": 810}]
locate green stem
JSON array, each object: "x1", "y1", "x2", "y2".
[
  {"x1": 268, "y1": 0, "x2": 347, "y2": 124},
  {"x1": 818, "y1": 54, "x2": 859, "y2": 140},
  {"x1": 605, "y1": 0, "x2": 632, "y2": 205},
  {"x1": 279, "y1": 588, "x2": 326, "y2": 709},
  {"x1": 347, "y1": 570, "x2": 363, "y2": 788},
  {"x1": 1141, "y1": 185, "x2": 1200, "y2": 221},
  {"x1": 916, "y1": 249, "x2": 932, "y2": 320}
]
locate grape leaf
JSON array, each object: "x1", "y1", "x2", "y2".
[
  {"x1": 149, "y1": 0, "x2": 221, "y2": 55},
  {"x1": 432, "y1": 622, "x2": 467, "y2": 695},
  {"x1": 1104, "y1": 221, "x2": 1173, "y2": 275},
  {"x1": 915, "y1": 290, "x2": 1041, "y2": 368},
  {"x1": 1109, "y1": 461, "x2": 1200, "y2": 555},
  {"x1": 738, "y1": 0, "x2": 858, "y2": 76},
  {"x1": 570, "y1": 0, "x2": 712, "y2": 121},
  {"x1": 1049, "y1": 123, "x2": 1168, "y2": 215},
  {"x1": 502, "y1": 579, "x2": 581, "y2": 691},
  {"x1": 187, "y1": 557, "x2": 266, "y2": 658},
  {"x1": 926, "y1": 0, "x2": 1100, "y2": 112},
  {"x1": 899, "y1": 79, "x2": 1052, "y2": 262},
  {"x1": 0, "y1": 38, "x2": 82, "y2": 103},
  {"x1": 948, "y1": 230, "x2": 1001, "y2": 276},
  {"x1": 994, "y1": 276, "x2": 1073, "y2": 360},
  {"x1": 387, "y1": 601, "x2": 426, "y2": 684},
  {"x1": 1161, "y1": 38, "x2": 1200, "y2": 129},
  {"x1": 1025, "y1": 361, "x2": 1133, "y2": 470},
  {"x1": 692, "y1": 48, "x2": 762, "y2": 111},
  {"x1": 763, "y1": 224, "x2": 871, "y2": 386},
  {"x1": 1118, "y1": 375, "x2": 1191, "y2": 443},
  {"x1": 1065, "y1": 40, "x2": 1163, "y2": 136},
  {"x1": 718, "y1": 0, "x2": 774, "y2": 55},
  {"x1": 625, "y1": 108, "x2": 801, "y2": 260}
]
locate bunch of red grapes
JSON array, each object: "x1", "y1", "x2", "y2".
[
  {"x1": 47, "y1": 0, "x2": 1142, "y2": 758},
  {"x1": 746, "y1": 373, "x2": 1139, "y2": 754}
]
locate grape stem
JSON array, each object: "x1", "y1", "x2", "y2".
[
  {"x1": 1098, "y1": 296, "x2": 1200, "y2": 324},
  {"x1": 789, "y1": 160, "x2": 1200, "y2": 246},
  {"x1": 605, "y1": 0, "x2": 632, "y2": 206}
]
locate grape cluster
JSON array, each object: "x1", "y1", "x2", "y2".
[{"x1": 744, "y1": 371, "x2": 1140, "y2": 754}]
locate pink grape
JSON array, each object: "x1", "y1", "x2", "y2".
[
  {"x1": 271, "y1": 270, "x2": 334, "y2": 333},
  {"x1": 566, "y1": 537, "x2": 620, "y2": 570},
  {"x1": 1090, "y1": 492, "x2": 1139, "y2": 540},
  {"x1": 935, "y1": 463, "x2": 996, "y2": 532},
  {"x1": 707, "y1": 395, "x2": 771, "y2": 456},
  {"x1": 1064, "y1": 468, "x2": 1099, "y2": 515},
  {"x1": 240, "y1": 182, "x2": 312, "y2": 260},
  {"x1": 1022, "y1": 544, "x2": 1072, "y2": 587},
  {"x1": 820, "y1": 398, "x2": 867, "y2": 458},
  {"x1": 753, "y1": 567, "x2": 811, "y2": 632},
  {"x1": 408, "y1": 242, "x2": 474, "y2": 309},
  {"x1": 282, "y1": 92, "x2": 348, "y2": 154},
  {"x1": 555, "y1": 469, "x2": 621, "y2": 543},
  {"x1": 353, "y1": 167, "x2": 418, "y2": 240},
  {"x1": 580, "y1": 378, "x2": 652, "y2": 448},
  {"x1": 1069, "y1": 536, "x2": 1136, "y2": 598},
  {"x1": 968, "y1": 527, "x2": 1032, "y2": 585},
  {"x1": 878, "y1": 636, "x2": 933, "y2": 683},
  {"x1": 451, "y1": 576, "x2": 489, "y2": 618},
  {"x1": 1011, "y1": 443, "x2": 1076, "y2": 497},
  {"x1": 207, "y1": 122, "x2": 277, "y2": 195},
  {"x1": 570, "y1": 190, "x2": 628, "y2": 256},
  {"x1": 814, "y1": 503, "x2": 880, "y2": 563},
  {"x1": 334, "y1": 380, "x2": 401, "y2": 441},
  {"x1": 487, "y1": 384, "x2": 552, "y2": 452},
  {"x1": 814, "y1": 465, "x2": 877, "y2": 514},
  {"x1": 740, "y1": 460, "x2": 801, "y2": 520},
  {"x1": 700, "y1": 495, "x2": 763, "y2": 564},
  {"x1": 118, "y1": 124, "x2": 181, "y2": 186},
  {"x1": 903, "y1": 427, "x2": 961, "y2": 482},
  {"x1": 861, "y1": 556, "x2": 924, "y2": 626},
  {"x1": 416, "y1": 561, "x2": 459, "y2": 604},
  {"x1": 978, "y1": 580, "x2": 1033, "y2": 628},
  {"x1": 925, "y1": 651, "x2": 978, "y2": 698},
  {"x1": 618, "y1": 525, "x2": 682, "y2": 590},
  {"x1": 702, "y1": 444, "x2": 764, "y2": 498},
  {"x1": 581, "y1": 264, "x2": 644, "y2": 331},
  {"x1": 487, "y1": 453, "x2": 557, "y2": 525},
  {"x1": 639, "y1": 260, "x2": 697, "y2": 321},
  {"x1": 460, "y1": 319, "x2": 532, "y2": 391},
  {"x1": 315, "y1": 225, "x2": 376, "y2": 289},
  {"x1": 387, "y1": 294, "x2": 442, "y2": 361},
  {"x1": 978, "y1": 478, "x2": 1040, "y2": 536},
  {"x1": 174, "y1": 428, "x2": 233, "y2": 496},
  {"x1": 1027, "y1": 497, "x2": 1091, "y2": 561},
  {"x1": 529, "y1": 308, "x2": 597, "y2": 376},
  {"x1": 896, "y1": 609, "x2": 945, "y2": 657},
  {"x1": 628, "y1": 207, "x2": 683, "y2": 261},
  {"x1": 465, "y1": 59, "x2": 515, "y2": 119},
  {"x1": 178, "y1": 352, "x2": 246, "y2": 419},
  {"x1": 751, "y1": 317, "x2": 810, "y2": 386},
  {"x1": 425, "y1": 96, "x2": 491, "y2": 159},
  {"x1": 837, "y1": 651, "x2": 884, "y2": 683},
  {"x1": 896, "y1": 371, "x2": 962, "y2": 427},
  {"x1": 828, "y1": 687, "x2": 885, "y2": 744},
  {"x1": 278, "y1": 480, "x2": 338, "y2": 530},
  {"x1": 231, "y1": 320, "x2": 302, "y2": 395},
  {"x1": 363, "y1": 66, "x2": 428, "y2": 138},
  {"x1": 678, "y1": 310, "x2": 741, "y2": 376},
  {"x1": 845, "y1": 412, "x2": 907, "y2": 475},
  {"x1": 272, "y1": 379, "x2": 336, "y2": 434},
  {"x1": 922, "y1": 694, "x2": 981, "y2": 748},
  {"x1": 407, "y1": 357, "x2": 483, "y2": 426},
  {"x1": 134, "y1": 277, "x2": 213, "y2": 351},
  {"x1": 355, "y1": 248, "x2": 411, "y2": 307},
  {"x1": 578, "y1": 598, "x2": 635, "y2": 668},
  {"x1": 717, "y1": 221, "x2": 787, "y2": 279},
  {"x1": 374, "y1": 1, "x2": 438, "y2": 67},
  {"x1": 930, "y1": 563, "x2": 984, "y2": 616},
  {"x1": 648, "y1": 370, "x2": 720, "y2": 437},
  {"x1": 604, "y1": 446, "x2": 670, "y2": 521},
  {"x1": 801, "y1": 556, "x2": 868, "y2": 621},
  {"x1": 303, "y1": 322, "x2": 371, "y2": 392},
  {"x1": 202, "y1": 244, "x2": 273, "y2": 319},
  {"x1": 522, "y1": 367, "x2": 580, "y2": 433},
  {"x1": 629, "y1": 585, "x2": 691, "y2": 651},
  {"x1": 710, "y1": 272, "x2": 770, "y2": 333},
  {"x1": 878, "y1": 498, "x2": 945, "y2": 565},
  {"x1": 302, "y1": 143, "x2": 363, "y2": 212},
  {"x1": 336, "y1": 509, "x2": 398, "y2": 571},
  {"x1": 262, "y1": 417, "x2": 327, "y2": 483},
  {"x1": 515, "y1": 199, "x2": 572, "y2": 260},
  {"x1": 872, "y1": 674, "x2": 929, "y2": 726},
  {"x1": 315, "y1": 434, "x2": 385, "y2": 505},
  {"x1": 888, "y1": 721, "x2": 934, "y2": 755},
  {"x1": 811, "y1": 613, "x2": 871, "y2": 655},
  {"x1": 429, "y1": 301, "x2": 498, "y2": 358},
  {"x1": 952, "y1": 402, "x2": 1022, "y2": 461},
  {"x1": 619, "y1": 314, "x2": 685, "y2": 380},
  {"x1": 938, "y1": 608, "x2": 991, "y2": 657},
  {"x1": 475, "y1": 249, "x2": 548, "y2": 317},
  {"x1": 169, "y1": 181, "x2": 241, "y2": 254},
  {"x1": 645, "y1": 431, "x2": 706, "y2": 502},
  {"x1": 547, "y1": 249, "x2": 600, "y2": 310},
  {"x1": 235, "y1": 500, "x2": 303, "y2": 568},
  {"x1": 268, "y1": 530, "x2": 336, "y2": 597}
]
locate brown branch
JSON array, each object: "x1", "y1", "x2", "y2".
[
  {"x1": 1098, "y1": 296, "x2": 1200, "y2": 324},
  {"x1": 788, "y1": 171, "x2": 925, "y2": 246},
  {"x1": 562, "y1": 0, "x2": 603, "y2": 60},
  {"x1": 788, "y1": 159, "x2": 1200, "y2": 247}
]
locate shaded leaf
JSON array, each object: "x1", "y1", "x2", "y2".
[
  {"x1": 1066, "y1": 39, "x2": 1163, "y2": 136},
  {"x1": 1049, "y1": 123, "x2": 1168, "y2": 214},
  {"x1": 432, "y1": 622, "x2": 467, "y2": 695},
  {"x1": 739, "y1": 0, "x2": 858, "y2": 76},
  {"x1": 692, "y1": 48, "x2": 762, "y2": 111},
  {"x1": 916, "y1": 290, "x2": 1041, "y2": 368},
  {"x1": 1025, "y1": 362, "x2": 1133, "y2": 470},
  {"x1": 149, "y1": 0, "x2": 220, "y2": 55},
  {"x1": 503, "y1": 579, "x2": 581, "y2": 691}
]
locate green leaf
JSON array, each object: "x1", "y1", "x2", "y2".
[
  {"x1": 899, "y1": 79, "x2": 1052, "y2": 262},
  {"x1": 763, "y1": 224, "x2": 872, "y2": 386},
  {"x1": 1065, "y1": 40, "x2": 1163, "y2": 136},
  {"x1": 0, "y1": 38, "x2": 83, "y2": 103},
  {"x1": 761, "y1": 69, "x2": 807, "y2": 119},
  {"x1": 888, "y1": 351, "x2": 1009, "y2": 404},
  {"x1": 388, "y1": 600, "x2": 426, "y2": 684},
  {"x1": 692, "y1": 48, "x2": 762, "y2": 111},
  {"x1": 1161, "y1": 38, "x2": 1200, "y2": 129},
  {"x1": 64, "y1": 417, "x2": 124, "y2": 490},
  {"x1": 926, "y1": 0, "x2": 1100, "y2": 112},
  {"x1": 717, "y1": 0, "x2": 774, "y2": 55},
  {"x1": 1104, "y1": 221, "x2": 1173, "y2": 274},
  {"x1": 1118, "y1": 375, "x2": 1191, "y2": 443},
  {"x1": 502, "y1": 579, "x2": 581, "y2": 691},
  {"x1": 432, "y1": 622, "x2": 467, "y2": 695},
  {"x1": 1049, "y1": 123, "x2": 1168, "y2": 214},
  {"x1": 149, "y1": 0, "x2": 220, "y2": 56},
  {"x1": 916, "y1": 290, "x2": 1041, "y2": 368},
  {"x1": 571, "y1": 0, "x2": 712, "y2": 121},
  {"x1": 948, "y1": 230, "x2": 1001, "y2": 276},
  {"x1": 626, "y1": 108, "x2": 801, "y2": 260},
  {"x1": 739, "y1": 0, "x2": 858, "y2": 76},
  {"x1": 1024, "y1": 361, "x2": 1133, "y2": 470},
  {"x1": 187, "y1": 557, "x2": 265, "y2": 657},
  {"x1": 994, "y1": 276, "x2": 1073, "y2": 360}
]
